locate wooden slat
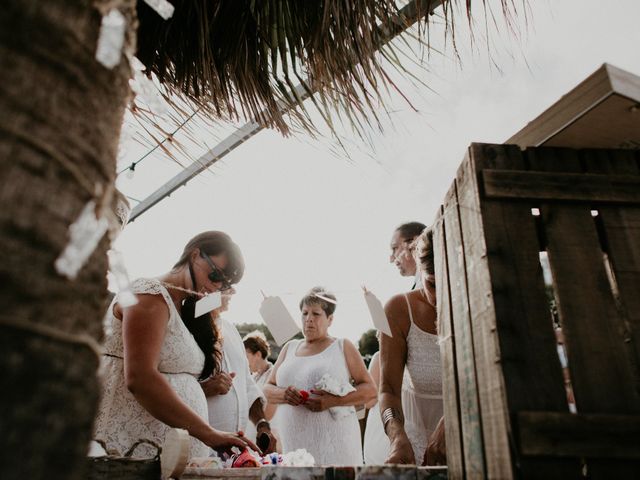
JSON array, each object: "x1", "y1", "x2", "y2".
[
  {"x1": 433, "y1": 206, "x2": 464, "y2": 479},
  {"x1": 583, "y1": 149, "x2": 640, "y2": 399},
  {"x1": 442, "y1": 176, "x2": 487, "y2": 479},
  {"x1": 528, "y1": 147, "x2": 640, "y2": 479},
  {"x1": 482, "y1": 169, "x2": 640, "y2": 203},
  {"x1": 529, "y1": 147, "x2": 640, "y2": 412},
  {"x1": 583, "y1": 149, "x2": 640, "y2": 477},
  {"x1": 455, "y1": 149, "x2": 513, "y2": 479},
  {"x1": 469, "y1": 144, "x2": 580, "y2": 478},
  {"x1": 356, "y1": 465, "x2": 417, "y2": 480},
  {"x1": 518, "y1": 411, "x2": 640, "y2": 459}
]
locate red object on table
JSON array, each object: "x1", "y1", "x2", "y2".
[{"x1": 231, "y1": 448, "x2": 260, "y2": 468}]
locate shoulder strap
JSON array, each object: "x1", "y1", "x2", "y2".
[
  {"x1": 280, "y1": 338, "x2": 300, "y2": 363},
  {"x1": 336, "y1": 338, "x2": 353, "y2": 380},
  {"x1": 128, "y1": 278, "x2": 174, "y2": 318},
  {"x1": 403, "y1": 293, "x2": 415, "y2": 326}
]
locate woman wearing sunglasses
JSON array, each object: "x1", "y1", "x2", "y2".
[{"x1": 94, "y1": 231, "x2": 258, "y2": 458}]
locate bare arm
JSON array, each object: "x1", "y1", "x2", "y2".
[
  {"x1": 121, "y1": 295, "x2": 255, "y2": 451},
  {"x1": 262, "y1": 342, "x2": 304, "y2": 406},
  {"x1": 379, "y1": 294, "x2": 414, "y2": 464},
  {"x1": 365, "y1": 351, "x2": 380, "y2": 409}
]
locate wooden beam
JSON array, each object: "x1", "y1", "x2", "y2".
[
  {"x1": 518, "y1": 411, "x2": 640, "y2": 459},
  {"x1": 482, "y1": 169, "x2": 640, "y2": 204}
]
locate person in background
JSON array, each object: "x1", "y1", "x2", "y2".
[
  {"x1": 390, "y1": 221, "x2": 427, "y2": 289},
  {"x1": 243, "y1": 331, "x2": 277, "y2": 446},
  {"x1": 380, "y1": 228, "x2": 443, "y2": 464},
  {"x1": 202, "y1": 291, "x2": 277, "y2": 453},
  {"x1": 94, "y1": 231, "x2": 257, "y2": 457},
  {"x1": 263, "y1": 287, "x2": 376, "y2": 466}
]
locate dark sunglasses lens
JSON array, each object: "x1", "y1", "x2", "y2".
[{"x1": 208, "y1": 271, "x2": 224, "y2": 283}]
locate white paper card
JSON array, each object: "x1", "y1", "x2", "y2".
[
  {"x1": 364, "y1": 290, "x2": 392, "y2": 337},
  {"x1": 259, "y1": 296, "x2": 300, "y2": 346},
  {"x1": 195, "y1": 292, "x2": 222, "y2": 317}
]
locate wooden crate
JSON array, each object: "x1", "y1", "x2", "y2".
[{"x1": 433, "y1": 143, "x2": 640, "y2": 479}]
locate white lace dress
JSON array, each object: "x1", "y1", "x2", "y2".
[
  {"x1": 94, "y1": 278, "x2": 210, "y2": 458},
  {"x1": 402, "y1": 293, "x2": 443, "y2": 462},
  {"x1": 275, "y1": 339, "x2": 363, "y2": 466}
]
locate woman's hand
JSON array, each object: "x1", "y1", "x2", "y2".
[
  {"x1": 304, "y1": 389, "x2": 337, "y2": 412},
  {"x1": 386, "y1": 434, "x2": 416, "y2": 465},
  {"x1": 200, "y1": 372, "x2": 235, "y2": 396},
  {"x1": 424, "y1": 416, "x2": 446, "y2": 466},
  {"x1": 283, "y1": 385, "x2": 305, "y2": 406},
  {"x1": 203, "y1": 429, "x2": 260, "y2": 454},
  {"x1": 256, "y1": 425, "x2": 278, "y2": 454}
]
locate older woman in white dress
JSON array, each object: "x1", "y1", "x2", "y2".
[{"x1": 263, "y1": 287, "x2": 376, "y2": 466}]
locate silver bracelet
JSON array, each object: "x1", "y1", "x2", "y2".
[
  {"x1": 255, "y1": 418, "x2": 270, "y2": 430},
  {"x1": 381, "y1": 407, "x2": 404, "y2": 433}
]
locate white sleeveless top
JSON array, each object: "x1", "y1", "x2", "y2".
[
  {"x1": 402, "y1": 293, "x2": 443, "y2": 462},
  {"x1": 275, "y1": 338, "x2": 363, "y2": 466},
  {"x1": 94, "y1": 278, "x2": 210, "y2": 458}
]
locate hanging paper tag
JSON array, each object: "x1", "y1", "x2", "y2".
[
  {"x1": 259, "y1": 295, "x2": 300, "y2": 346},
  {"x1": 363, "y1": 288, "x2": 392, "y2": 337},
  {"x1": 195, "y1": 292, "x2": 222, "y2": 317},
  {"x1": 95, "y1": 9, "x2": 126, "y2": 69},
  {"x1": 143, "y1": 0, "x2": 175, "y2": 20},
  {"x1": 55, "y1": 200, "x2": 109, "y2": 280}
]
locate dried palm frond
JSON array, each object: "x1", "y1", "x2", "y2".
[{"x1": 135, "y1": 0, "x2": 452, "y2": 137}]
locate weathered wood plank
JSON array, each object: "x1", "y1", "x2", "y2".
[
  {"x1": 442, "y1": 174, "x2": 487, "y2": 479},
  {"x1": 528, "y1": 147, "x2": 640, "y2": 478},
  {"x1": 530, "y1": 148, "x2": 640, "y2": 412},
  {"x1": 261, "y1": 466, "x2": 326, "y2": 480},
  {"x1": 356, "y1": 465, "x2": 416, "y2": 480},
  {"x1": 455, "y1": 147, "x2": 513, "y2": 479},
  {"x1": 469, "y1": 143, "x2": 580, "y2": 479},
  {"x1": 482, "y1": 169, "x2": 640, "y2": 203},
  {"x1": 415, "y1": 466, "x2": 448, "y2": 480},
  {"x1": 583, "y1": 149, "x2": 640, "y2": 400},
  {"x1": 433, "y1": 205, "x2": 464, "y2": 479},
  {"x1": 518, "y1": 411, "x2": 640, "y2": 459}
]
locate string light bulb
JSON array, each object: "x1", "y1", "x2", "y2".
[{"x1": 126, "y1": 163, "x2": 136, "y2": 179}]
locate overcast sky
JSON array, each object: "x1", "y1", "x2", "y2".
[{"x1": 113, "y1": 0, "x2": 640, "y2": 344}]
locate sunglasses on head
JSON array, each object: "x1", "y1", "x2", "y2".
[{"x1": 200, "y1": 251, "x2": 233, "y2": 292}]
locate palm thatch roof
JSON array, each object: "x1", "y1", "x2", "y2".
[{"x1": 134, "y1": 0, "x2": 467, "y2": 136}]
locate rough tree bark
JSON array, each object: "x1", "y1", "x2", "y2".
[{"x1": 0, "y1": 1, "x2": 133, "y2": 479}]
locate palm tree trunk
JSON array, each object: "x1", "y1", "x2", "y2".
[{"x1": 0, "y1": 1, "x2": 133, "y2": 478}]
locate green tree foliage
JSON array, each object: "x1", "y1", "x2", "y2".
[{"x1": 358, "y1": 328, "x2": 379, "y2": 357}]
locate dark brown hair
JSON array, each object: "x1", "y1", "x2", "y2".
[
  {"x1": 395, "y1": 221, "x2": 427, "y2": 242},
  {"x1": 243, "y1": 333, "x2": 271, "y2": 360},
  {"x1": 174, "y1": 231, "x2": 244, "y2": 283},
  {"x1": 175, "y1": 231, "x2": 245, "y2": 380}
]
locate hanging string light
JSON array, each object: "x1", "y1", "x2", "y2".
[{"x1": 125, "y1": 162, "x2": 136, "y2": 179}]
